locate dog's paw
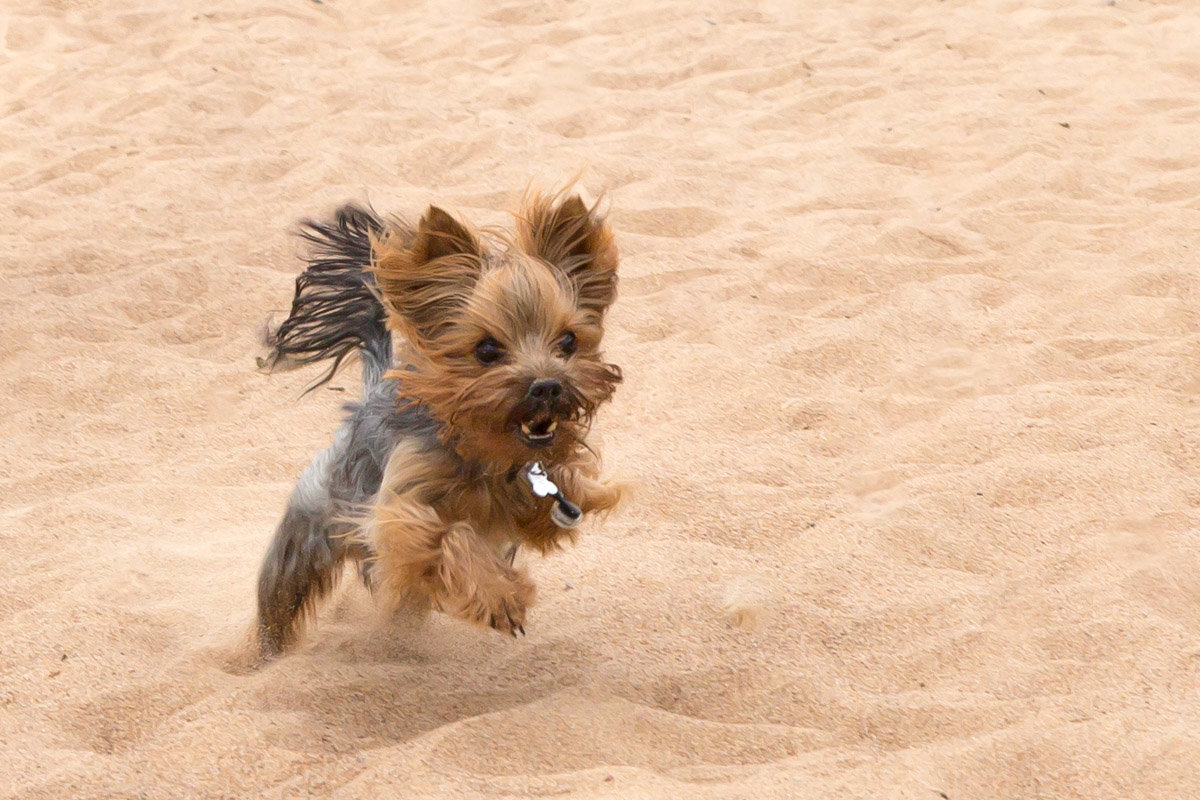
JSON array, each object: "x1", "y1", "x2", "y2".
[
  {"x1": 488, "y1": 609, "x2": 526, "y2": 637},
  {"x1": 485, "y1": 571, "x2": 535, "y2": 637}
]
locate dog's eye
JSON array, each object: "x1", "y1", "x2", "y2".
[
  {"x1": 557, "y1": 330, "x2": 577, "y2": 357},
  {"x1": 474, "y1": 337, "x2": 505, "y2": 365}
]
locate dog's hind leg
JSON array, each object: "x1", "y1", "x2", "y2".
[{"x1": 255, "y1": 445, "x2": 353, "y2": 658}]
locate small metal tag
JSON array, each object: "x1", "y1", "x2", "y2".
[{"x1": 525, "y1": 462, "x2": 584, "y2": 529}]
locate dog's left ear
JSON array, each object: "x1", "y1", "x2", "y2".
[{"x1": 518, "y1": 194, "x2": 618, "y2": 317}]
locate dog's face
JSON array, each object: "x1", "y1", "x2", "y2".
[{"x1": 373, "y1": 193, "x2": 621, "y2": 465}]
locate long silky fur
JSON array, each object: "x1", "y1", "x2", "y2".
[{"x1": 265, "y1": 203, "x2": 393, "y2": 391}]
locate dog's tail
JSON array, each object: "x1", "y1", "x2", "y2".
[{"x1": 264, "y1": 204, "x2": 392, "y2": 393}]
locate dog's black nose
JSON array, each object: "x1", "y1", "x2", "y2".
[{"x1": 527, "y1": 379, "x2": 563, "y2": 402}]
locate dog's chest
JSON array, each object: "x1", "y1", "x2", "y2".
[{"x1": 437, "y1": 473, "x2": 545, "y2": 545}]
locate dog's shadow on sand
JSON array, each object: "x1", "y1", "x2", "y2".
[{"x1": 228, "y1": 606, "x2": 600, "y2": 753}]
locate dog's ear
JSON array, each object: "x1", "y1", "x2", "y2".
[
  {"x1": 518, "y1": 193, "x2": 619, "y2": 318},
  {"x1": 411, "y1": 206, "x2": 481, "y2": 264},
  {"x1": 373, "y1": 206, "x2": 484, "y2": 343}
]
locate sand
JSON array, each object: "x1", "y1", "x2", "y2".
[{"x1": 3, "y1": 0, "x2": 1200, "y2": 797}]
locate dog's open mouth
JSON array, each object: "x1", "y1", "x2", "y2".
[{"x1": 517, "y1": 410, "x2": 558, "y2": 448}]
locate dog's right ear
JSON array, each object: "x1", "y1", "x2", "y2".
[
  {"x1": 373, "y1": 206, "x2": 484, "y2": 344},
  {"x1": 411, "y1": 206, "x2": 481, "y2": 264}
]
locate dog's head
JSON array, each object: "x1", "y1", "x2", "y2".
[{"x1": 372, "y1": 192, "x2": 621, "y2": 465}]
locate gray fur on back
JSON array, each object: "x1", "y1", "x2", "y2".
[{"x1": 322, "y1": 376, "x2": 441, "y2": 515}]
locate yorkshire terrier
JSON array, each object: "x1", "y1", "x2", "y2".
[{"x1": 254, "y1": 191, "x2": 624, "y2": 658}]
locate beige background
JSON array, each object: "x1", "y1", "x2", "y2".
[{"x1": 3, "y1": 0, "x2": 1200, "y2": 797}]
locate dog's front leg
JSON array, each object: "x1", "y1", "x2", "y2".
[
  {"x1": 560, "y1": 470, "x2": 625, "y2": 516},
  {"x1": 517, "y1": 464, "x2": 626, "y2": 554},
  {"x1": 368, "y1": 496, "x2": 535, "y2": 636},
  {"x1": 551, "y1": 447, "x2": 626, "y2": 518}
]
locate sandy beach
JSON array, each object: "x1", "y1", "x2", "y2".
[{"x1": 3, "y1": 0, "x2": 1200, "y2": 797}]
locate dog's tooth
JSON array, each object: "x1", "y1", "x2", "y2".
[
  {"x1": 521, "y1": 423, "x2": 531, "y2": 434},
  {"x1": 547, "y1": 421, "x2": 557, "y2": 432}
]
